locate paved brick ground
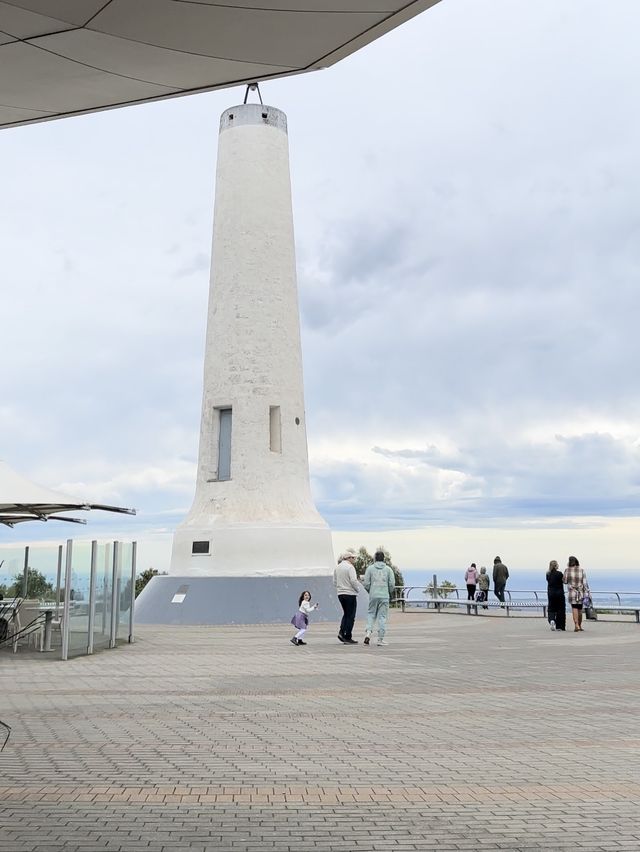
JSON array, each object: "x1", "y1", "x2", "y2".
[{"x1": 2, "y1": 612, "x2": 640, "y2": 850}]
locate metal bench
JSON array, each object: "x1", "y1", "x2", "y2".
[
  {"x1": 414, "y1": 597, "x2": 547, "y2": 618},
  {"x1": 394, "y1": 586, "x2": 640, "y2": 625},
  {"x1": 399, "y1": 596, "x2": 640, "y2": 623},
  {"x1": 590, "y1": 603, "x2": 640, "y2": 623}
]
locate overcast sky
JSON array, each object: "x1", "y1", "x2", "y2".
[{"x1": 1, "y1": 0, "x2": 639, "y2": 573}]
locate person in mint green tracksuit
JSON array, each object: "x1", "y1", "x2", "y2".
[{"x1": 363, "y1": 551, "x2": 396, "y2": 646}]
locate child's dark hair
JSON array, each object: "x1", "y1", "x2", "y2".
[{"x1": 298, "y1": 590, "x2": 312, "y2": 606}]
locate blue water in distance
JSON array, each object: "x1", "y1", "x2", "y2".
[{"x1": 401, "y1": 569, "x2": 640, "y2": 605}]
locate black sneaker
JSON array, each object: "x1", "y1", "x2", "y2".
[
  {"x1": 337, "y1": 633, "x2": 346, "y2": 643},
  {"x1": 297, "y1": 639, "x2": 307, "y2": 645},
  {"x1": 290, "y1": 637, "x2": 298, "y2": 646},
  {"x1": 345, "y1": 639, "x2": 358, "y2": 644},
  {"x1": 363, "y1": 636, "x2": 370, "y2": 645}
]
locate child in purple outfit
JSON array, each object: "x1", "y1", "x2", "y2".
[{"x1": 290, "y1": 591, "x2": 319, "y2": 646}]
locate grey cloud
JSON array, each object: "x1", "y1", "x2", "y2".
[
  {"x1": 298, "y1": 217, "x2": 424, "y2": 333},
  {"x1": 319, "y1": 221, "x2": 410, "y2": 285},
  {"x1": 344, "y1": 432, "x2": 640, "y2": 528},
  {"x1": 173, "y1": 251, "x2": 211, "y2": 279}
]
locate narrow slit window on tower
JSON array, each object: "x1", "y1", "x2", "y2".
[
  {"x1": 216, "y1": 407, "x2": 232, "y2": 480},
  {"x1": 269, "y1": 405, "x2": 282, "y2": 453}
]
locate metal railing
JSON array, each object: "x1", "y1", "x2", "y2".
[{"x1": 392, "y1": 585, "x2": 640, "y2": 618}]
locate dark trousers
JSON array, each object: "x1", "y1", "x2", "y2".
[
  {"x1": 494, "y1": 583, "x2": 506, "y2": 603},
  {"x1": 548, "y1": 596, "x2": 566, "y2": 630},
  {"x1": 338, "y1": 594, "x2": 357, "y2": 640},
  {"x1": 466, "y1": 584, "x2": 476, "y2": 601}
]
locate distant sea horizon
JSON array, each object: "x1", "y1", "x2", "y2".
[{"x1": 401, "y1": 569, "x2": 640, "y2": 594}]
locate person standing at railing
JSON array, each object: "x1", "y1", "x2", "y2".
[
  {"x1": 477, "y1": 567, "x2": 490, "y2": 609},
  {"x1": 563, "y1": 556, "x2": 590, "y2": 632},
  {"x1": 546, "y1": 560, "x2": 566, "y2": 631},
  {"x1": 464, "y1": 563, "x2": 478, "y2": 601},
  {"x1": 493, "y1": 556, "x2": 509, "y2": 606}
]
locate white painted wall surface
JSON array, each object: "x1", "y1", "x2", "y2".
[{"x1": 171, "y1": 103, "x2": 334, "y2": 577}]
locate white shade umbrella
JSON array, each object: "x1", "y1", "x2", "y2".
[{"x1": 0, "y1": 459, "x2": 135, "y2": 527}]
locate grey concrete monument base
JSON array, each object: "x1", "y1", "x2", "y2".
[{"x1": 135, "y1": 575, "x2": 369, "y2": 626}]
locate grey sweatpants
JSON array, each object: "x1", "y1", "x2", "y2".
[{"x1": 366, "y1": 598, "x2": 389, "y2": 638}]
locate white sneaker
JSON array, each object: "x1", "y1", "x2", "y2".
[
  {"x1": 377, "y1": 639, "x2": 389, "y2": 646},
  {"x1": 549, "y1": 620, "x2": 556, "y2": 631}
]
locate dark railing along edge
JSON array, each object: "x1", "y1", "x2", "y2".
[{"x1": 392, "y1": 585, "x2": 640, "y2": 615}]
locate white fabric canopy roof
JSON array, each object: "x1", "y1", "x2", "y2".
[
  {"x1": 0, "y1": 459, "x2": 135, "y2": 527},
  {"x1": 0, "y1": 0, "x2": 441, "y2": 129}
]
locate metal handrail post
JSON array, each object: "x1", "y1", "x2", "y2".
[
  {"x1": 101, "y1": 544, "x2": 110, "y2": 635},
  {"x1": 114, "y1": 546, "x2": 122, "y2": 639},
  {"x1": 87, "y1": 541, "x2": 97, "y2": 655},
  {"x1": 109, "y1": 541, "x2": 119, "y2": 649},
  {"x1": 22, "y1": 546, "x2": 29, "y2": 598},
  {"x1": 128, "y1": 541, "x2": 137, "y2": 643},
  {"x1": 55, "y1": 545, "x2": 63, "y2": 620},
  {"x1": 42, "y1": 611, "x2": 53, "y2": 652},
  {"x1": 61, "y1": 540, "x2": 73, "y2": 661}
]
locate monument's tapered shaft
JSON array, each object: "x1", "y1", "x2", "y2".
[{"x1": 170, "y1": 103, "x2": 334, "y2": 577}]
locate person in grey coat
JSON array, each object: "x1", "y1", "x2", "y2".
[
  {"x1": 477, "y1": 566, "x2": 490, "y2": 609},
  {"x1": 492, "y1": 556, "x2": 509, "y2": 605}
]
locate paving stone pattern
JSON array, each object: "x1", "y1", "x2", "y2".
[{"x1": 2, "y1": 613, "x2": 640, "y2": 850}]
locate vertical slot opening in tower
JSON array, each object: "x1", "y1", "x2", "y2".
[
  {"x1": 216, "y1": 407, "x2": 232, "y2": 480},
  {"x1": 269, "y1": 405, "x2": 282, "y2": 453}
]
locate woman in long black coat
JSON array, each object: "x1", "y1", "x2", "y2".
[{"x1": 546, "y1": 560, "x2": 566, "y2": 631}]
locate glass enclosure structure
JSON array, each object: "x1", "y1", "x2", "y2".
[{"x1": 0, "y1": 539, "x2": 136, "y2": 660}]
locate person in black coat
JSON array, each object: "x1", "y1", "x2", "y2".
[
  {"x1": 546, "y1": 560, "x2": 566, "y2": 631},
  {"x1": 492, "y1": 556, "x2": 509, "y2": 604}
]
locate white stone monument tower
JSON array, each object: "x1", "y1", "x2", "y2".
[{"x1": 137, "y1": 99, "x2": 340, "y2": 624}]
